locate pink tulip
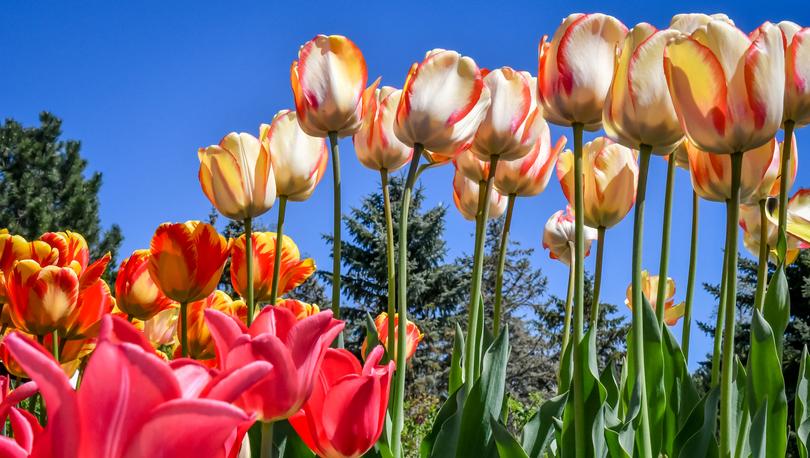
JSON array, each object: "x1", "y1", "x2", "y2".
[
  {"x1": 205, "y1": 305, "x2": 344, "y2": 422},
  {"x1": 0, "y1": 377, "x2": 40, "y2": 457}
]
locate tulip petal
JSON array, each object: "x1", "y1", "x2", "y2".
[
  {"x1": 0, "y1": 437, "x2": 28, "y2": 458},
  {"x1": 170, "y1": 359, "x2": 215, "y2": 399},
  {"x1": 100, "y1": 314, "x2": 156, "y2": 353},
  {"x1": 203, "y1": 361, "x2": 274, "y2": 403},
  {"x1": 205, "y1": 308, "x2": 248, "y2": 366},
  {"x1": 8, "y1": 407, "x2": 38, "y2": 453},
  {"x1": 249, "y1": 305, "x2": 298, "y2": 342},
  {"x1": 744, "y1": 23, "x2": 785, "y2": 133}
]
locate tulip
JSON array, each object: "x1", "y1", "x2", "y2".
[
  {"x1": 777, "y1": 189, "x2": 810, "y2": 246},
  {"x1": 178, "y1": 290, "x2": 246, "y2": 362},
  {"x1": 289, "y1": 346, "x2": 394, "y2": 458},
  {"x1": 6, "y1": 260, "x2": 80, "y2": 337},
  {"x1": 0, "y1": 375, "x2": 39, "y2": 455},
  {"x1": 62, "y1": 278, "x2": 114, "y2": 339},
  {"x1": 454, "y1": 148, "x2": 491, "y2": 183},
  {"x1": 0, "y1": 315, "x2": 273, "y2": 458},
  {"x1": 624, "y1": 271, "x2": 683, "y2": 326},
  {"x1": 669, "y1": 13, "x2": 734, "y2": 34},
  {"x1": 230, "y1": 232, "x2": 315, "y2": 302},
  {"x1": 274, "y1": 299, "x2": 320, "y2": 321},
  {"x1": 148, "y1": 221, "x2": 230, "y2": 357},
  {"x1": 115, "y1": 249, "x2": 176, "y2": 321},
  {"x1": 0, "y1": 234, "x2": 59, "y2": 313},
  {"x1": 198, "y1": 132, "x2": 276, "y2": 221},
  {"x1": 451, "y1": 170, "x2": 507, "y2": 221},
  {"x1": 361, "y1": 312, "x2": 423, "y2": 364},
  {"x1": 143, "y1": 305, "x2": 179, "y2": 349},
  {"x1": 740, "y1": 201, "x2": 808, "y2": 265}
]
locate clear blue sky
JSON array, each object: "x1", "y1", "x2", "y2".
[{"x1": 2, "y1": 0, "x2": 809, "y2": 370}]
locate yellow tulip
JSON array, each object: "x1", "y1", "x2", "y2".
[{"x1": 625, "y1": 271, "x2": 683, "y2": 326}]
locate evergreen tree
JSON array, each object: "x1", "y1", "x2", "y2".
[{"x1": 0, "y1": 113, "x2": 123, "y2": 282}]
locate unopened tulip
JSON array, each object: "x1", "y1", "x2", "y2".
[
  {"x1": 274, "y1": 298, "x2": 319, "y2": 320},
  {"x1": 625, "y1": 271, "x2": 683, "y2": 326},
  {"x1": 664, "y1": 20, "x2": 785, "y2": 154},
  {"x1": 148, "y1": 221, "x2": 230, "y2": 304},
  {"x1": 537, "y1": 13, "x2": 627, "y2": 129},
  {"x1": 260, "y1": 110, "x2": 329, "y2": 201},
  {"x1": 452, "y1": 171, "x2": 507, "y2": 221},
  {"x1": 291, "y1": 35, "x2": 369, "y2": 138},
  {"x1": 603, "y1": 23, "x2": 683, "y2": 151},
  {"x1": 353, "y1": 86, "x2": 413, "y2": 172},
  {"x1": 289, "y1": 346, "x2": 394, "y2": 458},
  {"x1": 542, "y1": 208, "x2": 597, "y2": 265},
  {"x1": 557, "y1": 137, "x2": 638, "y2": 228},
  {"x1": 779, "y1": 22, "x2": 810, "y2": 126},
  {"x1": 115, "y1": 249, "x2": 176, "y2": 321},
  {"x1": 495, "y1": 122, "x2": 565, "y2": 197},
  {"x1": 470, "y1": 68, "x2": 543, "y2": 161},
  {"x1": 143, "y1": 305, "x2": 179, "y2": 348},
  {"x1": 198, "y1": 132, "x2": 276, "y2": 220},
  {"x1": 230, "y1": 232, "x2": 315, "y2": 302},
  {"x1": 394, "y1": 49, "x2": 491, "y2": 153},
  {"x1": 361, "y1": 312, "x2": 423, "y2": 364},
  {"x1": 179, "y1": 290, "x2": 246, "y2": 361}
]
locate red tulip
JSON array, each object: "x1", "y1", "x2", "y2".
[
  {"x1": 205, "y1": 305, "x2": 344, "y2": 422},
  {"x1": 289, "y1": 346, "x2": 395, "y2": 458},
  {"x1": 360, "y1": 312, "x2": 423, "y2": 364},
  {"x1": 0, "y1": 376, "x2": 40, "y2": 457}
]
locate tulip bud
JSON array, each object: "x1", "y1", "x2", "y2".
[
  {"x1": 557, "y1": 137, "x2": 638, "y2": 229},
  {"x1": 361, "y1": 312, "x2": 423, "y2": 364},
  {"x1": 148, "y1": 221, "x2": 231, "y2": 304},
  {"x1": 115, "y1": 249, "x2": 176, "y2": 321},
  {"x1": 230, "y1": 232, "x2": 315, "y2": 302},
  {"x1": 542, "y1": 208, "x2": 597, "y2": 265},
  {"x1": 625, "y1": 271, "x2": 683, "y2": 326},
  {"x1": 179, "y1": 290, "x2": 245, "y2": 361},
  {"x1": 260, "y1": 110, "x2": 329, "y2": 201},
  {"x1": 452, "y1": 170, "x2": 507, "y2": 221},
  {"x1": 198, "y1": 132, "x2": 276, "y2": 220},
  {"x1": 291, "y1": 35, "x2": 369, "y2": 138},
  {"x1": 353, "y1": 86, "x2": 413, "y2": 172}
]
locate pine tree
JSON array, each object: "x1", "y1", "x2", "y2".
[{"x1": 0, "y1": 113, "x2": 123, "y2": 281}]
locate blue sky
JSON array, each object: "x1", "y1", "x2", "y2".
[{"x1": 2, "y1": 0, "x2": 809, "y2": 369}]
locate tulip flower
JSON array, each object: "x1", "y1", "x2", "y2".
[
  {"x1": 142, "y1": 305, "x2": 179, "y2": 349},
  {"x1": 353, "y1": 85, "x2": 413, "y2": 173},
  {"x1": 289, "y1": 346, "x2": 394, "y2": 458},
  {"x1": 61, "y1": 278, "x2": 114, "y2": 339},
  {"x1": 779, "y1": 21, "x2": 810, "y2": 127},
  {"x1": 668, "y1": 13, "x2": 734, "y2": 34},
  {"x1": 624, "y1": 271, "x2": 683, "y2": 326},
  {"x1": 230, "y1": 232, "x2": 315, "y2": 302},
  {"x1": 777, "y1": 189, "x2": 810, "y2": 246},
  {"x1": 148, "y1": 221, "x2": 230, "y2": 357},
  {"x1": 361, "y1": 312, "x2": 422, "y2": 365},
  {"x1": 741, "y1": 201, "x2": 808, "y2": 264},
  {"x1": 0, "y1": 315, "x2": 273, "y2": 458},
  {"x1": 198, "y1": 132, "x2": 276, "y2": 221},
  {"x1": 115, "y1": 249, "x2": 176, "y2": 321},
  {"x1": 0, "y1": 233, "x2": 59, "y2": 313},
  {"x1": 454, "y1": 148, "x2": 491, "y2": 183},
  {"x1": 6, "y1": 260, "x2": 80, "y2": 337},
  {"x1": 178, "y1": 290, "x2": 246, "y2": 362},
  {"x1": 0, "y1": 375, "x2": 39, "y2": 456},
  {"x1": 0, "y1": 330, "x2": 94, "y2": 378},
  {"x1": 274, "y1": 299, "x2": 320, "y2": 321},
  {"x1": 451, "y1": 170, "x2": 507, "y2": 221}
]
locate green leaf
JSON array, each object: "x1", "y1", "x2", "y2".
[
  {"x1": 731, "y1": 357, "x2": 749, "y2": 458},
  {"x1": 600, "y1": 362, "x2": 620, "y2": 412},
  {"x1": 490, "y1": 417, "x2": 530, "y2": 458},
  {"x1": 275, "y1": 420, "x2": 315, "y2": 458},
  {"x1": 420, "y1": 386, "x2": 465, "y2": 458},
  {"x1": 795, "y1": 345, "x2": 809, "y2": 458},
  {"x1": 762, "y1": 263, "x2": 789, "y2": 356},
  {"x1": 450, "y1": 322, "x2": 465, "y2": 394},
  {"x1": 365, "y1": 312, "x2": 382, "y2": 360},
  {"x1": 746, "y1": 310, "x2": 787, "y2": 457},
  {"x1": 558, "y1": 336, "x2": 574, "y2": 394},
  {"x1": 749, "y1": 400, "x2": 770, "y2": 458},
  {"x1": 661, "y1": 327, "x2": 699, "y2": 456},
  {"x1": 605, "y1": 379, "x2": 639, "y2": 458},
  {"x1": 521, "y1": 392, "x2": 567, "y2": 458},
  {"x1": 674, "y1": 387, "x2": 720, "y2": 458}
]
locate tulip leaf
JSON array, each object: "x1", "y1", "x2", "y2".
[
  {"x1": 674, "y1": 387, "x2": 719, "y2": 458},
  {"x1": 797, "y1": 345, "x2": 810, "y2": 458},
  {"x1": 660, "y1": 326, "x2": 699, "y2": 456},
  {"x1": 605, "y1": 375, "x2": 639, "y2": 458},
  {"x1": 600, "y1": 362, "x2": 620, "y2": 411},
  {"x1": 450, "y1": 321, "x2": 465, "y2": 394},
  {"x1": 762, "y1": 262, "x2": 789, "y2": 356},
  {"x1": 520, "y1": 391, "x2": 567, "y2": 458},
  {"x1": 746, "y1": 309, "x2": 787, "y2": 458},
  {"x1": 731, "y1": 357, "x2": 749, "y2": 458},
  {"x1": 274, "y1": 420, "x2": 315, "y2": 458},
  {"x1": 557, "y1": 336, "x2": 574, "y2": 395},
  {"x1": 490, "y1": 416, "x2": 530, "y2": 458},
  {"x1": 420, "y1": 385, "x2": 465, "y2": 458}
]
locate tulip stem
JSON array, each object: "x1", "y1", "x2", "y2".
[
  {"x1": 328, "y1": 131, "x2": 344, "y2": 348},
  {"x1": 260, "y1": 421, "x2": 274, "y2": 458},
  {"x1": 493, "y1": 194, "x2": 515, "y2": 337},
  {"x1": 180, "y1": 301, "x2": 188, "y2": 358},
  {"x1": 655, "y1": 154, "x2": 676, "y2": 327},
  {"x1": 558, "y1": 241, "x2": 575, "y2": 393},
  {"x1": 589, "y1": 226, "x2": 606, "y2": 331},
  {"x1": 754, "y1": 198, "x2": 769, "y2": 312},
  {"x1": 777, "y1": 121, "x2": 795, "y2": 260},
  {"x1": 711, "y1": 244, "x2": 729, "y2": 387},
  {"x1": 682, "y1": 191, "x2": 699, "y2": 362},
  {"x1": 381, "y1": 169, "x2": 397, "y2": 360},
  {"x1": 719, "y1": 151, "x2": 743, "y2": 457},
  {"x1": 391, "y1": 146, "x2": 422, "y2": 458},
  {"x1": 269, "y1": 196, "x2": 288, "y2": 305},
  {"x1": 631, "y1": 144, "x2": 653, "y2": 458},
  {"x1": 245, "y1": 217, "x2": 255, "y2": 326},
  {"x1": 52, "y1": 332, "x2": 59, "y2": 362},
  {"x1": 571, "y1": 123, "x2": 589, "y2": 458}
]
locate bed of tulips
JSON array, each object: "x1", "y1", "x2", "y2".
[{"x1": 2, "y1": 10, "x2": 810, "y2": 458}]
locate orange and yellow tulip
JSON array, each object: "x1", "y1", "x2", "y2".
[
  {"x1": 259, "y1": 110, "x2": 329, "y2": 201},
  {"x1": 354, "y1": 85, "x2": 413, "y2": 172},
  {"x1": 603, "y1": 23, "x2": 683, "y2": 152},
  {"x1": 274, "y1": 299, "x2": 320, "y2": 321},
  {"x1": 537, "y1": 13, "x2": 627, "y2": 130},
  {"x1": 557, "y1": 137, "x2": 638, "y2": 229},
  {"x1": 0, "y1": 233, "x2": 59, "y2": 303},
  {"x1": 394, "y1": 49, "x2": 491, "y2": 153},
  {"x1": 115, "y1": 249, "x2": 176, "y2": 321},
  {"x1": 198, "y1": 132, "x2": 277, "y2": 220},
  {"x1": 778, "y1": 22, "x2": 810, "y2": 126},
  {"x1": 625, "y1": 271, "x2": 683, "y2": 326},
  {"x1": 451, "y1": 170, "x2": 507, "y2": 221},
  {"x1": 148, "y1": 221, "x2": 231, "y2": 304},
  {"x1": 664, "y1": 19, "x2": 785, "y2": 154},
  {"x1": 230, "y1": 232, "x2": 315, "y2": 302},
  {"x1": 495, "y1": 122, "x2": 565, "y2": 197},
  {"x1": 361, "y1": 312, "x2": 423, "y2": 364},
  {"x1": 6, "y1": 260, "x2": 80, "y2": 336},
  {"x1": 542, "y1": 208, "x2": 597, "y2": 265},
  {"x1": 62, "y1": 278, "x2": 114, "y2": 339},
  {"x1": 291, "y1": 35, "x2": 369, "y2": 138},
  {"x1": 177, "y1": 290, "x2": 246, "y2": 361}
]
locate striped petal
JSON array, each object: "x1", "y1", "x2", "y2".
[
  {"x1": 785, "y1": 28, "x2": 810, "y2": 125},
  {"x1": 471, "y1": 67, "x2": 534, "y2": 160}
]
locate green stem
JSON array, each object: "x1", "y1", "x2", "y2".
[
  {"x1": 390, "y1": 146, "x2": 422, "y2": 458},
  {"x1": 777, "y1": 121, "x2": 795, "y2": 259},
  {"x1": 719, "y1": 151, "x2": 743, "y2": 457},
  {"x1": 269, "y1": 196, "x2": 288, "y2": 304},
  {"x1": 493, "y1": 194, "x2": 515, "y2": 337},
  {"x1": 245, "y1": 217, "x2": 255, "y2": 325},
  {"x1": 260, "y1": 421, "x2": 274, "y2": 458},
  {"x1": 754, "y1": 199, "x2": 769, "y2": 312},
  {"x1": 328, "y1": 131, "x2": 344, "y2": 348},
  {"x1": 180, "y1": 301, "x2": 189, "y2": 358},
  {"x1": 470, "y1": 182, "x2": 487, "y2": 380},
  {"x1": 655, "y1": 154, "x2": 676, "y2": 327},
  {"x1": 631, "y1": 144, "x2": 653, "y2": 458},
  {"x1": 682, "y1": 191, "x2": 699, "y2": 362},
  {"x1": 381, "y1": 169, "x2": 397, "y2": 360},
  {"x1": 558, "y1": 242, "x2": 575, "y2": 393},
  {"x1": 589, "y1": 226, "x2": 606, "y2": 331},
  {"x1": 711, "y1": 244, "x2": 729, "y2": 387}
]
